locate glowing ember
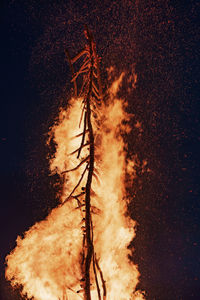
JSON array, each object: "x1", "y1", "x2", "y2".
[{"x1": 5, "y1": 28, "x2": 145, "y2": 300}]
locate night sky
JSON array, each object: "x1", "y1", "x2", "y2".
[{"x1": 0, "y1": 1, "x2": 200, "y2": 299}]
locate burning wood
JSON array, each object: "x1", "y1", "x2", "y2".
[{"x1": 5, "y1": 27, "x2": 145, "y2": 300}]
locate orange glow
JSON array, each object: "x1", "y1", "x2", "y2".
[{"x1": 5, "y1": 70, "x2": 145, "y2": 299}]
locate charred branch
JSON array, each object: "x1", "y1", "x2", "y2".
[
  {"x1": 79, "y1": 104, "x2": 86, "y2": 128},
  {"x1": 91, "y1": 219, "x2": 101, "y2": 300},
  {"x1": 61, "y1": 155, "x2": 89, "y2": 174},
  {"x1": 71, "y1": 129, "x2": 89, "y2": 140},
  {"x1": 71, "y1": 48, "x2": 88, "y2": 64},
  {"x1": 61, "y1": 164, "x2": 88, "y2": 205},
  {"x1": 77, "y1": 112, "x2": 87, "y2": 159},
  {"x1": 94, "y1": 254, "x2": 107, "y2": 300},
  {"x1": 68, "y1": 142, "x2": 90, "y2": 156},
  {"x1": 79, "y1": 75, "x2": 89, "y2": 98}
]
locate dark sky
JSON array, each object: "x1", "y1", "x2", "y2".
[{"x1": 0, "y1": 1, "x2": 200, "y2": 299}]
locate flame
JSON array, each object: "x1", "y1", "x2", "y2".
[{"x1": 5, "y1": 72, "x2": 145, "y2": 299}]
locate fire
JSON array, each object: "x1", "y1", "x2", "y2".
[{"x1": 5, "y1": 29, "x2": 145, "y2": 300}]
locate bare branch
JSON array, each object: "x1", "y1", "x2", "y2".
[
  {"x1": 91, "y1": 219, "x2": 101, "y2": 300},
  {"x1": 77, "y1": 112, "x2": 87, "y2": 159},
  {"x1": 79, "y1": 104, "x2": 86, "y2": 128},
  {"x1": 92, "y1": 45, "x2": 103, "y2": 100},
  {"x1": 92, "y1": 86, "x2": 100, "y2": 100},
  {"x1": 75, "y1": 203, "x2": 85, "y2": 210},
  {"x1": 71, "y1": 129, "x2": 89, "y2": 140},
  {"x1": 92, "y1": 81, "x2": 99, "y2": 95},
  {"x1": 61, "y1": 164, "x2": 88, "y2": 205},
  {"x1": 68, "y1": 142, "x2": 89, "y2": 156},
  {"x1": 79, "y1": 74, "x2": 89, "y2": 98},
  {"x1": 93, "y1": 69, "x2": 98, "y2": 78},
  {"x1": 71, "y1": 67, "x2": 89, "y2": 82},
  {"x1": 73, "y1": 191, "x2": 85, "y2": 198},
  {"x1": 61, "y1": 155, "x2": 89, "y2": 174},
  {"x1": 95, "y1": 254, "x2": 107, "y2": 299},
  {"x1": 72, "y1": 196, "x2": 82, "y2": 207},
  {"x1": 71, "y1": 48, "x2": 88, "y2": 64}
]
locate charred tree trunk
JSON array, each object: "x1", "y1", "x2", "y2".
[
  {"x1": 84, "y1": 27, "x2": 94, "y2": 300},
  {"x1": 65, "y1": 26, "x2": 106, "y2": 300}
]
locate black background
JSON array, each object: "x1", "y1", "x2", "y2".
[{"x1": 0, "y1": 1, "x2": 200, "y2": 299}]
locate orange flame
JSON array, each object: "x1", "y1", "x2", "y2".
[{"x1": 5, "y1": 71, "x2": 145, "y2": 299}]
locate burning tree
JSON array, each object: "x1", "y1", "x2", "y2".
[
  {"x1": 5, "y1": 27, "x2": 145, "y2": 300},
  {"x1": 64, "y1": 25, "x2": 106, "y2": 299}
]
